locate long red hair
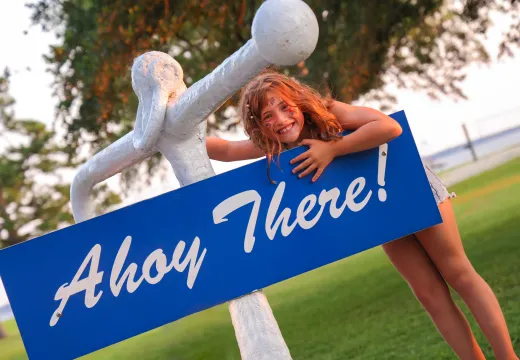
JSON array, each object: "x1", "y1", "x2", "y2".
[{"x1": 238, "y1": 69, "x2": 343, "y2": 182}]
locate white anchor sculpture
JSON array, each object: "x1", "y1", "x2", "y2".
[{"x1": 70, "y1": 1, "x2": 319, "y2": 358}]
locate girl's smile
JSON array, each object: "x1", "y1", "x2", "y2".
[{"x1": 277, "y1": 122, "x2": 294, "y2": 135}]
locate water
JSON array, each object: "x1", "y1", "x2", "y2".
[
  {"x1": 423, "y1": 126, "x2": 520, "y2": 172},
  {"x1": 0, "y1": 304, "x2": 13, "y2": 322}
]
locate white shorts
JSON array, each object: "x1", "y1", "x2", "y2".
[{"x1": 424, "y1": 164, "x2": 457, "y2": 205}]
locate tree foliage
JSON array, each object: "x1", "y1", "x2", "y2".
[
  {"x1": 0, "y1": 69, "x2": 121, "y2": 248},
  {"x1": 27, "y1": 0, "x2": 519, "y2": 157}
]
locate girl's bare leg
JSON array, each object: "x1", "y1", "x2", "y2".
[
  {"x1": 383, "y1": 235, "x2": 485, "y2": 360},
  {"x1": 416, "y1": 200, "x2": 518, "y2": 360}
]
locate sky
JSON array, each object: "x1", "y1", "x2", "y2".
[{"x1": 0, "y1": 3, "x2": 519, "y2": 307}]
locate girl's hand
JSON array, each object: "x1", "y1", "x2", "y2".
[{"x1": 290, "y1": 139, "x2": 337, "y2": 182}]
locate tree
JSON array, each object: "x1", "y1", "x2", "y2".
[
  {"x1": 26, "y1": 0, "x2": 518, "y2": 152},
  {"x1": 0, "y1": 69, "x2": 121, "y2": 249}
]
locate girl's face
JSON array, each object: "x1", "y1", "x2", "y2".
[{"x1": 260, "y1": 90, "x2": 305, "y2": 146}]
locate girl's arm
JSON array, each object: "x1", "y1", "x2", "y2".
[
  {"x1": 291, "y1": 101, "x2": 402, "y2": 182},
  {"x1": 328, "y1": 101, "x2": 402, "y2": 157},
  {"x1": 206, "y1": 136, "x2": 265, "y2": 162}
]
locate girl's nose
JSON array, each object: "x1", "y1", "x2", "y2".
[{"x1": 273, "y1": 110, "x2": 288, "y2": 123}]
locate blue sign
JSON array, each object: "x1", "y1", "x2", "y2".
[{"x1": 0, "y1": 111, "x2": 441, "y2": 359}]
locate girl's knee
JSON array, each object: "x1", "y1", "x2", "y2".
[
  {"x1": 444, "y1": 266, "x2": 480, "y2": 295},
  {"x1": 411, "y1": 282, "x2": 451, "y2": 314}
]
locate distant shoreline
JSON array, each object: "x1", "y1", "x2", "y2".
[
  {"x1": 424, "y1": 124, "x2": 520, "y2": 161},
  {"x1": 0, "y1": 303, "x2": 13, "y2": 322}
]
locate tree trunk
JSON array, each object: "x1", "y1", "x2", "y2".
[{"x1": 0, "y1": 322, "x2": 7, "y2": 339}]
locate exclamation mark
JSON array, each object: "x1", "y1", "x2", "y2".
[{"x1": 378, "y1": 144, "x2": 388, "y2": 202}]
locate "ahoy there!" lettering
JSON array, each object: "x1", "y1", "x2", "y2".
[{"x1": 50, "y1": 163, "x2": 386, "y2": 327}]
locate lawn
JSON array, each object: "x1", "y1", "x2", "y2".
[{"x1": 1, "y1": 157, "x2": 519, "y2": 360}]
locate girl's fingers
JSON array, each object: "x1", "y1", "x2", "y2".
[
  {"x1": 298, "y1": 163, "x2": 318, "y2": 178},
  {"x1": 312, "y1": 167, "x2": 324, "y2": 182},
  {"x1": 292, "y1": 158, "x2": 313, "y2": 174},
  {"x1": 290, "y1": 150, "x2": 310, "y2": 165}
]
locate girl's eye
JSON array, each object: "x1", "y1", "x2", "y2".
[{"x1": 281, "y1": 104, "x2": 287, "y2": 110}]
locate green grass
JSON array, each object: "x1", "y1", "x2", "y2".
[
  {"x1": 0, "y1": 319, "x2": 26, "y2": 360},
  {"x1": 2, "y1": 158, "x2": 520, "y2": 360}
]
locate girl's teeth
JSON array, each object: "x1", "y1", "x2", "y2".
[{"x1": 279, "y1": 124, "x2": 292, "y2": 134}]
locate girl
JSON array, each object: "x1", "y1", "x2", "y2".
[{"x1": 206, "y1": 70, "x2": 518, "y2": 360}]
